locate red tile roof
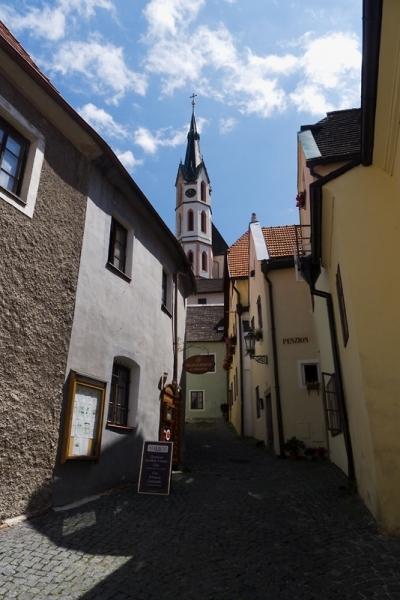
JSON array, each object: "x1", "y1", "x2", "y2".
[
  {"x1": 227, "y1": 225, "x2": 296, "y2": 278},
  {"x1": 0, "y1": 21, "x2": 57, "y2": 91}
]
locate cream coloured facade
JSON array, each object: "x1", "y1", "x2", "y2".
[
  {"x1": 296, "y1": 0, "x2": 400, "y2": 533},
  {"x1": 225, "y1": 218, "x2": 325, "y2": 455}
]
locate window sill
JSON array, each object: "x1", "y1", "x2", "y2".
[
  {"x1": 106, "y1": 262, "x2": 131, "y2": 282},
  {"x1": 0, "y1": 185, "x2": 26, "y2": 206},
  {"x1": 161, "y1": 304, "x2": 172, "y2": 318},
  {"x1": 106, "y1": 422, "x2": 135, "y2": 433}
]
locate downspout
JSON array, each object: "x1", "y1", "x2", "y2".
[
  {"x1": 311, "y1": 286, "x2": 355, "y2": 482},
  {"x1": 263, "y1": 268, "x2": 285, "y2": 457},
  {"x1": 173, "y1": 272, "x2": 179, "y2": 385},
  {"x1": 233, "y1": 283, "x2": 245, "y2": 437}
]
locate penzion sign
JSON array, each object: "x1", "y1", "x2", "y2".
[{"x1": 183, "y1": 354, "x2": 215, "y2": 374}]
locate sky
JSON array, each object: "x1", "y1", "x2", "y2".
[{"x1": 0, "y1": 0, "x2": 362, "y2": 245}]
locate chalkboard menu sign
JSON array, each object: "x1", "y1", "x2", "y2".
[{"x1": 138, "y1": 441, "x2": 173, "y2": 495}]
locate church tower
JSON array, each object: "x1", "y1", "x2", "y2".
[{"x1": 175, "y1": 98, "x2": 213, "y2": 278}]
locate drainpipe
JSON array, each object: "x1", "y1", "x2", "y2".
[
  {"x1": 311, "y1": 286, "x2": 355, "y2": 482},
  {"x1": 233, "y1": 283, "x2": 245, "y2": 437},
  {"x1": 173, "y1": 272, "x2": 179, "y2": 385},
  {"x1": 263, "y1": 269, "x2": 285, "y2": 457}
]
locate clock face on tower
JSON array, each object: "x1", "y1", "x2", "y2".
[{"x1": 185, "y1": 188, "x2": 196, "y2": 198}]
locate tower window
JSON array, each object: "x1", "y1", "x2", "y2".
[
  {"x1": 187, "y1": 250, "x2": 194, "y2": 266},
  {"x1": 201, "y1": 181, "x2": 206, "y2": 202},
  {"x1": 202, "y1": 251, "x2": 207, "y2": 272},
  {"x1": 201, "y1": 210, "x2": 206, "y2": 233},
  {"x1": 188, "y1": 209, "x2": 194, "y2": 231},
  {"x1": 177, "y1": 213, "x2": 182, "y2": 236}
]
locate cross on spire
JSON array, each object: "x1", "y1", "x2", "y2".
[{"x1": 190, "y1": 92, "x2": 197, "y2": 110}]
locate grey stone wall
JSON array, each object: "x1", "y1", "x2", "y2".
[{"x1": 0, "y1": 73, "x2": 88, "y2": 520}]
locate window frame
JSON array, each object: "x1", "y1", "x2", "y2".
[
  {"x1": 257, "y1": 295, "x2": 263, "y2": 331},
  {"x1": 0, "y1": 93, "x2": 45, "y2": 218},
  {"x1": 201, "y1": 210, "x2": 206, "y2": 233},
  {"x1": 201, "y1": 251, "x2": 208, "y2": 272},
  {"x1": 0, "y1": 116, "x2": 29, "y2": 197},
  {"x1": 298, "y1": 359, "x2": 321, "y2": 390},
  {"x1": 322, "y1": 372, "x2": 342, "y2": 436},
  {"x1": 107, "y1": 363, "x2": 131, "y2": 428},
  {"x1": 107, "y1": 216, "x2": 131, "y2": 280},
  {"x1": 187, "y1": 250, "x2": 194, "y2": 267},
  {"x1": 187, "y1": 209, "x2": 194, "y2": 231},
  {"x1": 201, "y1": 180, "x2": 207, "y2": 202},
  {"x1": 189, "y1": 390, "x2": 205, "y2": 411}
]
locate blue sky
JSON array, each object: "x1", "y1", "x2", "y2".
[{"x1": 1, "y1": 0, "x2": 362, "y2": 245}]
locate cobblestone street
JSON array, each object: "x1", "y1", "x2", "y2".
[{"x1": 1, "y1": 421, "x2": 400, "y2": 599}]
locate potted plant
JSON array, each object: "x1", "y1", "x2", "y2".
[{"x1": 283, "y1": 436, "x2": 306, "y2": 459}]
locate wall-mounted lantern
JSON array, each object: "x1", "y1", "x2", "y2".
[{"x1": 244, "y1": 330, "x2": 268, "y2": 364}]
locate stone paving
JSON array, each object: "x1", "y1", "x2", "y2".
[{"x1": 1, "y1": 421, "x2": 400, "y2": 599}]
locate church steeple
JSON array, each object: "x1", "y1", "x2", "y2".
[{"x1": 175, "y1": 95, "x2": 213, "y2": 279}]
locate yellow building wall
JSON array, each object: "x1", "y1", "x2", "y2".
[{"x1": 323, "y1": 164, "x2": 400, "y2": 532}]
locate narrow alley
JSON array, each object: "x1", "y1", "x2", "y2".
[{"x1": 1, "y1": 421, "x2": 400, "y2": 600}]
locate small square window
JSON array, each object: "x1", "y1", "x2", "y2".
[
  {"x1": 108, "y1": 217, "x2": 128, "y2": 274},
  {"x1": 190, "y1": 391, "x2": 204, "y2": 410},
  {"x1": 299, "y1": 361, "x2": 320, "y2": 390},
  {"x1": 198, "y1": 298, "x2": 207, "y2": 304}
]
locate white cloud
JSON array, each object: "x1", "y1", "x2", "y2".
[
  {"x1": 115, "y1": 149, "x2": 143, "y2": 172},
  {"x1": 50, "y1": 40, "x2": 147, "y2": 104},
  {"x1": 143, "y1": 0, "x2": 205, "y2": 38},
  {"x1": 142, "y1": 0, "x2": 361, "y2": 119},
  {"x1": 78, "y1": 103, "x2": 128, "y2": 138},
  {"x1": 291, "y1": 32, "x2": 361, "y2": 114},
  {"x1": 134, "y1": 125, "x2": 186, "y2": 154},
  {"x1": 0, "y1": 0, "x2": 114, "y2": 41},
  {"x1": 219, "y1": 117, "x2": 237, "y2": 134}
]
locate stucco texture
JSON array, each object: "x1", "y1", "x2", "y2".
[{"x1": 0, "y1": 74, "x2": 88, "y2": 520}]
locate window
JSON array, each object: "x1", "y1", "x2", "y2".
[
  {"x1": 190, "y1": 390, "x2": 204, "y2": 410},
  {"x1": 201, "y1": 180, "x2": 206, "y2": 202},
  {"x1": 108, "y1": 363, "x2": 130, "y2": 426},
  {"x1": 0, "y1": 117, "x2": 29, "y2": 196},
  {"x1": 177, "y1": 213, "x2": 182, "y2": 236},
  {"x1": 188, "y1": 209, "x2": 194, "y2": 231},
  {"x1": 162, "y1": 270, "x2": 168, "y2": 308},
  {"x1": 108, "y1": 217, "x2": 128, "y2": 273},
  {"x1": 255, "y1": 385, "x2": 263, "y2": 419},
  {"x1": 322, "y1": 372, "x2": 342, "y2": 436},
  {"x1": 299, "y1": 361, "x2": 320, "y2": 390},
  {"x1": 198, "y1": 298, "x2": 207, "y2": 304},
  {"x1": 257, "y1": 295, "x2": 263, "y2": 330},
  {"x1": 187, "y1": 250, "x2": 194, "y2": 266},
  {"x1": 202, "y1": 251, "x2": 207, "y2": 272},
  {"x1": 242, "y1": 319, "x2": 251, "y2": 333},
  {"x1": 201, "y1": 210, "x2": 206, "y2": 233},
  {"x1": 336, "y1": 265, "x2": 349, "y2": 346},
  {"x1": 0, "y1": 97, "x2": 45, "y2": 218}
]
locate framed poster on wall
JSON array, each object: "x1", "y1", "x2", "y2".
[{"x1": 61, "y1": 371, "x2": 107, "y2": 463}]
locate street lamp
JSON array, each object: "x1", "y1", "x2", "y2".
[{"x1": 244, "y1": 330, "x2": 268, "y2": 364}]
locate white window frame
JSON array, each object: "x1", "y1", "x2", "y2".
[
  {"x1": 298, "y1": 359, "x2": 321, "y2": 389},
  {"x1": 189, "y1": 390, "x2": 205, "y2": 411},
  {"x1": 0, "y1": 93, "x2": 45, "y2": 218}
]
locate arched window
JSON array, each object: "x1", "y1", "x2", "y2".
[
  {"x1": 202, "y1": 251, "x2": 207, "y2": 272},
  {"x1": 201, "y1": 181, "x2": 206, "y2": 202},
  {"x1": 188, "y1": 209, "x2": 194, "y2": 231},
  {"x1": 201, "y1": 211, "x2": 206, "y2": 233},
  {"x1": 177, "y1": 213, "x2": 182, "y2": 236},
  {"x1": 187, "y1": 250, "x2": 194, "y2": 266}
]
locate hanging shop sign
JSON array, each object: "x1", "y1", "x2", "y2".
[
  {"x1": 183, "y1": 354, "x2": 215, "y2": 374},
  {"x1": 138, "y1": 441, "x2": 173, "y2": 495}
]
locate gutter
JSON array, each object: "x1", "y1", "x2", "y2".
[
  {"x1": 361, "y1": 0, "x2": 383, "y2": 166},
  {"x1": 261, "y1": 260, "x2": 285, "y2": 456},
  {"x1": 233, "y1": 283, "x2": 245, "y2": 437}
]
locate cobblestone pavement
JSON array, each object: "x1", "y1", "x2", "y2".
[{"x1": 1, "y1": 421, "x2": 400, "y2": 600}]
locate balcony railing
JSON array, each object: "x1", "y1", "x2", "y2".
[{"x1": 293, "y1": 224, "x2": 311, "y2": 280}]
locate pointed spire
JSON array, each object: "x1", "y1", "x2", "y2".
[{"x1": 183, "y1": 93, "x2": 202, "y2": 180}]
